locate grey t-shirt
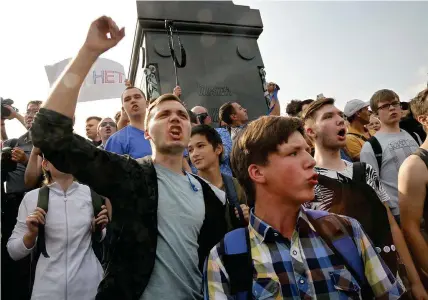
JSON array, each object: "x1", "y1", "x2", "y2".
[
  {"x1": 3, "y1": 132, "x2": 33, "y2": 194},
  {"x1": 360, "y1": 130, "x2": 418, "y2": 216},
  {"x1": 141, "y1": 164, "x2": 205, "y2": 300}
]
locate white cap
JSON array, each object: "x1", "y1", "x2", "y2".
[{"x1": 344, "y1": 99, "x2": 370, "y2": 117}]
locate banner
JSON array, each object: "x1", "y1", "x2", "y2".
[{"x1": 45, "y1": 58, "x2": 126, "y2": 102}]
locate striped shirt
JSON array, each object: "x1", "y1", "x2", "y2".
[{"x1": 204, "y1": 208, "x2": 403, "y2": 299}]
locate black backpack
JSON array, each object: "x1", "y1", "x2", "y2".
[
  {"x1": 30, "y1": 186, "x2": 106, "y2": 291},
  {"x1": 222, "y1": 174, "x2": 246, "y2": 227}
]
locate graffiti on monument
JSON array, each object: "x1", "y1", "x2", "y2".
[
  {"x1": 198, "y1": 84, "x2": 232, "y2": 97},
  {"x1": 144, "y1": 64, "x2": 161, "y2": 101}
]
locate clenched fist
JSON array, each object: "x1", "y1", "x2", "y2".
[{"x1": 82, "y1": 16, "x2": 125, "y2": 56}]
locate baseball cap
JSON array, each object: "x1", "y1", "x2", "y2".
[{"x1": 344, "y1": 99, "x2": 370, "y2": 117}]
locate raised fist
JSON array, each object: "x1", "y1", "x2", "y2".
[{"x1": 82, "y1": 16, "x2": 125, "y2": 56}]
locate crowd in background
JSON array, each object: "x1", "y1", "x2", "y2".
[{"x1": 1, "y1": 15, "x2": 428, "y2": 300}]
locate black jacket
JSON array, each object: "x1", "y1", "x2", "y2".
[{"x1": 30, "y1": 108, "x2": 228, "y2": 300}]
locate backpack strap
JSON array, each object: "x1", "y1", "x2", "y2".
[
  {"x1": 414, "y1": 148, "x2": 428, "y2": 169},
  {"x1": 222, "y1": 174, "x2": 246, "y2": 226},
  {"x1": 367, "y1": 136, "x2": 382, "y2": 173},
  {"x1": 90, "y1": 189, "x2": 105, "y2": 242},
  {"x1": 37, "y1": 186, "x2": 50, "y2": 258},
  {"x1": 91, "y1": 189, "x2": 104, "y2": 217},
  {"x1": 222, "y1": 227, "x2": 252, "y2": 300},
  {"x1": 352, "y1": 162, "x2": 366, "y2": 183},
  {"x1": 346, "y1": 132, "x2": 368, "y2": 142},
  {"x1": 305, "y1": 210, "x2": 365, "y2": 285}
]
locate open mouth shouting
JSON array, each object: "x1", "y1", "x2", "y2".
[
  {"x1": 337, "y1": 128, "x2": 347, "y2": 141},
  {"x1": 169, "y1": 126, "x2": 182, "y2": 140}
]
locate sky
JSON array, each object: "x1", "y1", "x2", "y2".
[{"x1": 1, "y1": 0, "x2": 427, "y2": 139}]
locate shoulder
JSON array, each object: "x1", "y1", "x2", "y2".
[
  {"x1": 108, "y1": 127, "x2": 128, "y2": 141},
  {"x1": 22, "y1": 188, "x2": 41, "y2": 209},
  {"x1": 400, "y1": 154, "x2": 427, "y2": 178}
]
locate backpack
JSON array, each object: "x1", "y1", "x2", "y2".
[
  {"x1": 30, "y1": 186, "x2": 106, "y2": 291},
  {"x1": 221, "y1": 210, "x2": 373, "y2": 299},
  {"x1": 222, "y1": 174, "x2": 246, "y2": 227}
]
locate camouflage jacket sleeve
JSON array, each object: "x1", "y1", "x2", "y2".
[{"x1": 30, "y1": 108, "x2": 140, "y2": 201}]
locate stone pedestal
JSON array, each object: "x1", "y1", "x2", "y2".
[{"x1": 129, "y1": 1, "x2": 269, "y2": 123}]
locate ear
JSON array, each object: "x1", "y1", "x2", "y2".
[
  {"x1": 144, "y1": 130, "x2": 152, "y2": 141},
  {"x1": 41, "y1": 159, "x2": 49, "y2": 172},
  {"x1": 215, "y1": 144, "x2": 223, "y2": 157},
  {"x1": 417, "y1": 115, "x2": 428, "y2": 127},
  {"x1": 231, "y1": 114, "x2": 238, "y2": 121},
  {"x1": 305, "y1": 126, "x2": 316, "y2": 141},
  {"x1": 248, "y1": 164, "x2": 267, "y2": 185}
]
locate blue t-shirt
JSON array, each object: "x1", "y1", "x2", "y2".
[{"x1": 105, "y1": 125, "x2": 152, "y2": 159}]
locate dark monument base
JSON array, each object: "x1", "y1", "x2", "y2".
[{"x1": 129, "y1": 1, "x2": 271, "y2": 123}]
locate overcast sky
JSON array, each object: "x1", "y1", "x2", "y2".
[{"x1": 1, "y1": 0, "x2": 427, "y2": 138}]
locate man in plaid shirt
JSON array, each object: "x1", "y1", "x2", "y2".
[{"x1": 204, "y1": 116, "x2": 404, "y2": 299}]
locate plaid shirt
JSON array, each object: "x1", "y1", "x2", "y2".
[{"x1": 204, "y1": 208, "x2": 404, "y2": 299}]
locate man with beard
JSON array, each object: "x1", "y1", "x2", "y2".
[
  {"x1": 105, "y1": 86, "x2": 152, "y2": 158},
  {"x1": 303, "y1": 98, "x2": 427, "y2": 299},
  {"x1": 361, "y1": 89, "x2": 419, "y2": 221},
  {"x1": 97, "y1": 117, "x2": 117, "y2": 149},
  {"x1": 2, "y1": 100, "x2": 42, "y2": 300},
  {"x1": 344, "y1": 99, "x2": 373, "y2": 161},
  {"x1": 30, "y1": 16, "x2": 231, "y2": 300}
]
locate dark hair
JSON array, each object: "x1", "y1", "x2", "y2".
[
  {"x1": 145, "y1": 93, "x2": 186, "y2": 129},
  {"x1": 410, "y1": 88, "x2": 428, "y2": 120},
  {"x1": 286, "y1": 100, "x2": 301, "y2": 117},
  {"x1": 370, "y1": 89, "x2": 399, "y2": 113},
  {"x1": 219, "y1": 102, "x2": 236, "y2": 125},
  {"x1": 27, "y1": 100, "x2": 42, "y2": 110},
  {"x1": 114, "y1": 111, "x2": 121, "y2": 123},
  {"x1": 121, "y1": 86, "x2": 146, "y2": 102},
  {"x1": 299, "y1": 99, "x2": 315, "y2": 115},
  {"x1": 187, "y1": 109, "x2": 198, "y2": 124},
  {"x1": 231, "y1": 116, "x2": 304, "y2": 203},
  {"x1": 86, "y1": 116, "x2": 102, "y2": 123},
  {"x1": 191, "y1": 124, "x2": 224, "y2": 163},
  {"x1": 302, "y1": 98, "x2": 335, "y2": 123}
]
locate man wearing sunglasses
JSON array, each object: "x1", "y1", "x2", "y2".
[
  {"x1": 191, "y1": 105, "x2": 233, "y2": 176},
  {"x1": 97, "y1": 117, "x2": 117, "y2": 150},
  {"x1": 360, "y1": 89, "x2": 419, "y2": 221}
]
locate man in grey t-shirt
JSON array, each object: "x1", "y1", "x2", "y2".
[
  {"x1": 141, "y1": 164, "x2": 206, "y2": 300},
  {"x1": 361, "y1": 89, "x2": 418, "y2": 218}
]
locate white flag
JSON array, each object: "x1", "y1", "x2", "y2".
[{"x1": 45, "y1": 58, "x2": 126, "y2": 102}]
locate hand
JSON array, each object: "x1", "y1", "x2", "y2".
[
  {"x1": 3, "y1": 105, "x2": 18, "y2": 120},
  {"x1": 173, "y1": 86, "x2": 182, "y2": 98},
  {"x1": 92, "y1": 205, "x2": 109, "y2": 232},
  {"x1": 82, "y1": 16, "x2": 125, "y2": 57},
  {"x1": 235, "y1": 204, "x2": 250, "y2": 224},
  {"x1": 12, "y1": 148, "x2": 28, "y2": 164},
  {"x1": 120, "y1": 107, "x2": 129, "y2": 122},
  {"x1": 32, "y1": 146, "x2": 42, "y2": 157},
  {"x1": 26, "y1": 208, "x2": 46, "y2": 236},
  {"x1": 124, "y1": 79, "x2": 131, "y2": 87},
  {"x1": 411, "y1": 282, "x2": 428, "y2": 300}
]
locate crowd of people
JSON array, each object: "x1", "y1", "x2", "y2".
[{"x1": 1, "y1": 15, "x2": 428, "y2": 300}]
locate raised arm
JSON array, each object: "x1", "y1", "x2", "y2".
[
  {"x1": 24, "y1": 147, "x2": 43, "y2": 188},
  {"x1": 30, "y1": 17, "x2": 134, "y2": 200}
]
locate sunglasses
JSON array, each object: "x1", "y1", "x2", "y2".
[
  {"x1": 197, "y1": 112, "x2": 209, "y2": 123},
  {"x1": 100, "y1": 122, "x2": 117, "y2": 128}
]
